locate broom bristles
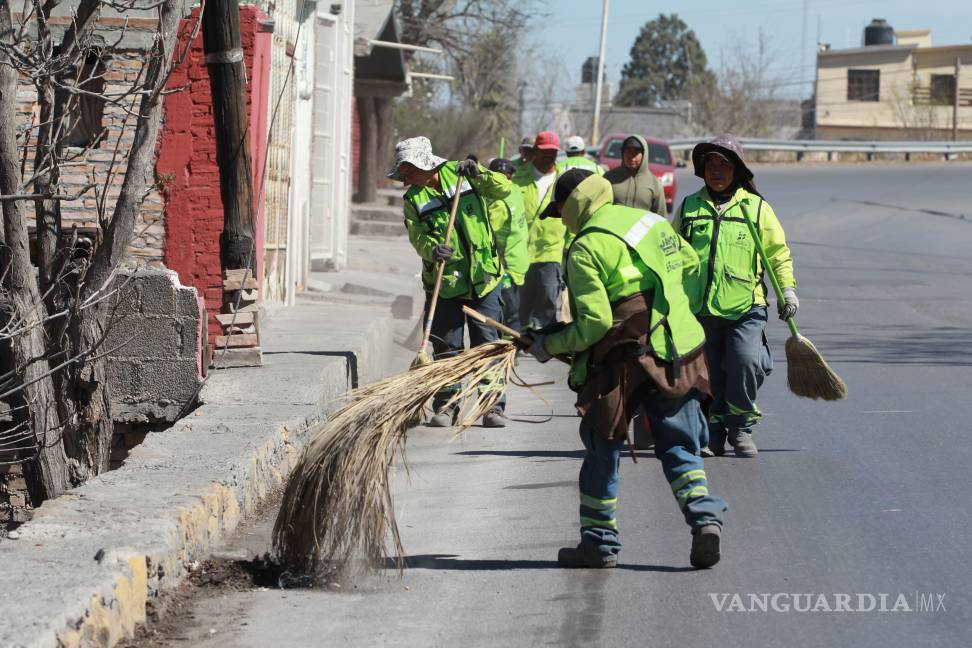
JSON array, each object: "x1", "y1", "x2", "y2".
[
  {"x1": 272, "y1": 341, "x2": 517, "y2": 580},
  {"x1": 785, "y1": 333, "x2": 847, "y2": 401}
]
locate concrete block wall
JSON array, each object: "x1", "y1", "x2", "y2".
[
  {"x1": 105, "y1": 269, "x2": 204, "y2": 424},
  {"x1": 157, "y1": 6, "x2": 272, "y2": 347}
]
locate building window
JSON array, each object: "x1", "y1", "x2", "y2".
[
  {"x1": 930, "y1": 74, "x2": 956, "y2": 105},
  {"x1": 847, "y1": 69, "x2": 880, "y2": 102},
  {"x1": 65, "y1": 52, "x2": 108, "y2": 148}
]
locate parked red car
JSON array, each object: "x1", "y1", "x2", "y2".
[{"x1": 593, "y1": 134, "x2": 681, "y2": 213}]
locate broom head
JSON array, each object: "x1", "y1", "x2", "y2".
[
  {"x1": 785, "y1": 333, "x2": 847, "y2": 401},
  {"x1": 273, "y1": 341, "x2": 516, "y2": 580}
]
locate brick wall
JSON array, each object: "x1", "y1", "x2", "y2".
[
  {"x1": 17, "y1": 51, "x2": 165, "y2": 266},
  {"x1": 157, "y1": 6, "x2": 272, "y2": 346}
]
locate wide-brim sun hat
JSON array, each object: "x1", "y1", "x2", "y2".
[{"x1": 386, "y1": 136, "x2": 447, "y2": 181}]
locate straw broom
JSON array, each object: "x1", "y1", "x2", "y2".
[
  {"x1": 742, "y1": 210, "x2": 846, "y2": 401},
  {"x1": 273, "y1": 340, "x2": 516, "y2": 579}
]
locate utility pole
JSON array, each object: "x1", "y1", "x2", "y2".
[
  {"x1": 800, "y1": 0, "x2": 807, "y2": 87},
  {"x1": 591, "y1": 0, "x2": 609, "y2": 147},
  {"x1": 203, "y1": 0, "x2": 262, "y2": 366},
  {"x1": 203, "y1": 0, "x2": 256, "y2": 272},
  {"x1": 953, "y1": 56, "x2": 961, "y2": 142}
]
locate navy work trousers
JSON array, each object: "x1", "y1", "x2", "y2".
[
  {"x1": 576, "y1": 389, "x2": 727, "y2": 557},
  {"x1": 699, "y1": 306, "x2": 773, "y2": 434},
  {"x1": 427, "y1": 284, "x2": 507, "y2": 414}
]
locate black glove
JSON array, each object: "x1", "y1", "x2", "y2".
[
  {"x1": 456, "y1": 159, "x2": 480, "y2": 178},
  {"x1": 778, "y1": 287, "x2": 799, "y2": 321},
  {"x1": 522, "y1": 333, "x2": 552, "y2": 363},
  {"x1": 432, "y1": 243, "x2": 455, "y2": 262}
]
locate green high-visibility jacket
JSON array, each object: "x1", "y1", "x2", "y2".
[
  {"x1": 403, "y1": 161, "x2": 509, "y2": 299},
  {"x1": 487, "y1": 187, "x2": 529, "y2": 285},
  {"x1": 545, "y1": 176, "x2": 706, "y2": 389},
  {"x1": 672, "y1": 186, "x2": 796, "y2": 320},
  {"x1": 557, "y1": 155, "x2": 605, "y2": 176},
  {"x1": 512, "y1": 163, "x2": 567, "y2": 264}
]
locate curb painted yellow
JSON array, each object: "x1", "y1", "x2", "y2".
[
  {"x1": 55, "y1": 422, "x2": 306, "y2": 647},
  {"x1": 58, "y1": 556, "x2": 148, "y2": 648}
]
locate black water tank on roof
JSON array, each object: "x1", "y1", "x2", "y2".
[
  {"x1": 864, "y1": 18, "x2": 895, "y2": 46},
  {"x1": 582, "y1": 57, "x2": 599, "y2": 84}
]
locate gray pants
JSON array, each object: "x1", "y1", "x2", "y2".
[
  {"x1": 699, "y1": 306, "x2": 773, "y2": 433},
  {"x1": 519, "y1": 262, "x2": 563, "y2": 331}
]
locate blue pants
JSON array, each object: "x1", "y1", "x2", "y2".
[
  {"x1": 519, "y1": 262, "x2": 563, "y2": 331},
  {"x1": 699, "y1": 306, "x2": 773, "y2": 434},
  {"x1": 427, "y1": 284, "x2": 506, "y2": 414},
  {"x1": 577, "y1": 390, "x2": 727, "y2": 556},
  {"x1": 501, "y1": 284, "x2": 521, "y2": 333}
]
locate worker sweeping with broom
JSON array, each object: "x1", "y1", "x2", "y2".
[
  {"x1": 390, "y1": 136, "x2": 513, "y2": 428},
  {"x1": 673, "y1": 134, "x2": 837, "y2": 459},
  {"x1": 520, "y1": 169, "x2": 727, "y2": 569}
]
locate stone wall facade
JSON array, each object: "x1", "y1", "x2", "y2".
[{"x1": 17, "y1": 50, "x2": 166, "y2": 267}]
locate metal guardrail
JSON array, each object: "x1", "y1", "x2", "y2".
[{"x1": 668, "y1": 138, "x2": 972, "y2": 155}]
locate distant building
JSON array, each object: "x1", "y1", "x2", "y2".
[{"x1": 815, "y1": 22, "x2": 972, "y2": 140}]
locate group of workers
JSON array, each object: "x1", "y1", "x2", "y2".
[{"x1": 389, "y1": 130, "x2": 798, "y2": 570}]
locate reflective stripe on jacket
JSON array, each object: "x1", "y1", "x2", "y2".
[{"x1": 544, "y1": 176, "x2": 706, "y2": 389}]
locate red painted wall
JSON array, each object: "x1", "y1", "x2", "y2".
[{"x1": 158, "y1": 7, "x2": 271, "y2": 345}]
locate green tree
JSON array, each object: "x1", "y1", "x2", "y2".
[{"x1": 616, "y1": 14, "x2": 715, "y2": 107}]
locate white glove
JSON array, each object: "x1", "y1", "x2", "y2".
[{"x1": 779, "y1": 287, "x2": 799, "y2": 321}]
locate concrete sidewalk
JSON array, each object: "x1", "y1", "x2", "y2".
[{"x1": 0, "y1": 298, "x2": 399, "y2": 647}]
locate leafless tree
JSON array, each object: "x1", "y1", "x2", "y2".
[
  {"x1": 390, "y1": 1, "x2": 538, "y2": 161},
  {"x1": 690, "y1": 30, "x2": 797, "y2": 138},
  {"x1": 0, "y1": 0, "x2": 188, "y2": 503}
]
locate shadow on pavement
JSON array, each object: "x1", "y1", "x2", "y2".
[
  {"x1": 389, "y1": 554, "x2": 694, "y2": 573},
  {"x1": 806, "y1": 325, "x2": 972, "y2": 367},
  {"x1": 455, "y1": 449, "x2": 587, "y2": 459}
]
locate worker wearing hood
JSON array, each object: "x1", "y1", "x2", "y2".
[
  {"x1": 603, "y1": 134, "x2": 667, "y2": 215},
  {"x1": 673, "y1": 134, "x2": 798, "y2": 458},
  {"x1": 519, "y1": 169, "x2": 727, "y2": 570}
]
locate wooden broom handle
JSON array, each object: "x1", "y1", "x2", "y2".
[
  {"x1": 418, "y1": 176, "x2": 465, "y2": 355},
  {"x1": 462, "y1": 306, "x2": 571, "y2": 366},
  {"x1": 461, "y1": 305, "x2": 639, "y2": 463}
]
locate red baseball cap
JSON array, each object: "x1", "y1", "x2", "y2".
[{"x1": 534, "y1": 131, "x2": 560, "y2": 150}]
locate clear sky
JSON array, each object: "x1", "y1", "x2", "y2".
[{"x1": 531, "y1": 0, "x2": 972, "y2": 101}]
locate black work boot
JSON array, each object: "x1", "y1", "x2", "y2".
[
  {"x1": 728, "y1": 429, "x2": 757, "y2": 458},
  {"x1": 557, "y1": 542, "x2": 618, "y2": 569},
  {"x1": 704, "y1": 426, "x2": 727, "y2": 457},
  {"x1": 690, "y1": 524, "x2": 722, "y2": 569}
]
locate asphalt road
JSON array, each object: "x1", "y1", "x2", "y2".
[{"x1": 161, "y1": 163, "x2": 972, "y2": 647}]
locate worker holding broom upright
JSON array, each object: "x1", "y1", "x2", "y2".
[
  {"x1": 390, "y1": 136, "x2": 512, "y2": 428},
  {"x1": 521, "y1": 168, "x2": 727, "y2": 569},
  {"x1": 672, "y1": 135, "x2": 798, "y2": 458}
]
